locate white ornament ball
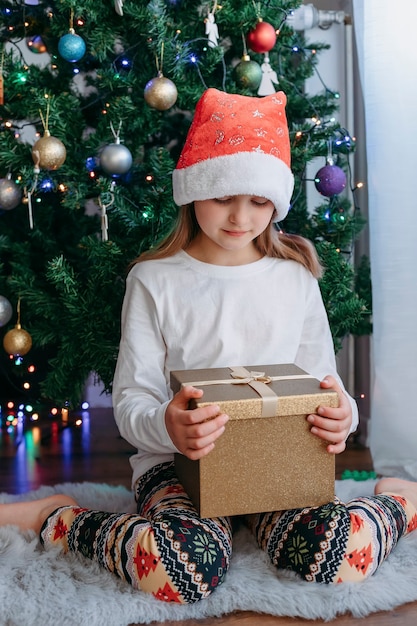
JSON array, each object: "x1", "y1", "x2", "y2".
[{"x1": 100, "y1": 142, "x2": 133, "y2": 176}]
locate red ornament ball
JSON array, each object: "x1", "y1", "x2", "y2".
[
  {"x1": 314, "y1": 164, "x2": 347, "y2": 197},
  {"x1": 247, "y1": 21, "x2": 277, "y2": 54}
]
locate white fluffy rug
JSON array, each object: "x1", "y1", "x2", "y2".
[{"x1": 1, "y1": 479, "x2": 417, "y2": 626}]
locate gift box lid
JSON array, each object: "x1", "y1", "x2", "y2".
[{"x1": 170, "y1": 363, "x2": 339, "y2": 419}]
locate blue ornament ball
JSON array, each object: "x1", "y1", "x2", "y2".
[
  {"x1": 58, "y1": 32, "x2": 86, "y2": 62},
  {"x1": 314, "y1": 164, "x2": 347, "y2": 197}
]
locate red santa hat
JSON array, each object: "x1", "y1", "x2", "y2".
[{"x1": 172, "y1": 88, "x2": 294, "y2": 222}]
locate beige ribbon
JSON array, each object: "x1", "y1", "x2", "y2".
[{"x1": 182, "y1": 366, "x2": 315, "y2": 418}]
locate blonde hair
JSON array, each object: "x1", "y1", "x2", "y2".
[{"x1": 131, "y1": 204, "x2": 322, "y2": 278}]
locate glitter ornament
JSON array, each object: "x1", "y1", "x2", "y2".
[
  {"x1": 3, "y1": 325, "x2": 32, "y2": 356},
  {"x1": 247, "y1": 20, "x2": 277, "y2": 54},
  {"x1": 144, "y1": 73, "x2": 178, "y2": 111},
  {"x1": 100, "y1": 139, "x2": 133, "y2": 176},
  {"x1": 234, "y1": 55, "x2": 262, "y2": 90},
  {"x1": 0, "y1": 295, "x2": 13, "y2": 327},
  {"x1": 0, "y1": 175, "x2": 22, "y2": 210},
  {"x1": 58, "y1": 30, "x2": 86, "y2": 62},
  {"x1": 32, "y1": 130, "x2": 66, "y2": 171},
  {"x1": 315, "y1": 163, "x2": 347, "y2": 197}
]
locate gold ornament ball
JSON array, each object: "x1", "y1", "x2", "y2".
[
  {"x1": 3, "y1": 325, "x2": 32, "y2": 357},
  {"x1": 32, "y1": 131, "x2": 67, "y2": 171},
  {"x1": 144, "y1": 74, "x2": 178, "y2": 111}
]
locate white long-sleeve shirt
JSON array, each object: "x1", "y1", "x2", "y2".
[{"x1": 112, "y1": 250, "x2": 359, "y2": 487}]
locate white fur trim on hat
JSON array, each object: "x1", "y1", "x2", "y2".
[{"x1": 173, "y1": 151, "x2": 294, "y2": 222}]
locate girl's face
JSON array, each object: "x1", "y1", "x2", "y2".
[{"x1": 189, "y1": 195, "x2": 275, "y2": 265}]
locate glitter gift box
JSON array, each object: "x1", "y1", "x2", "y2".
[{"x1": 171, "y1": 363, "x2": 338, "y2": 518}]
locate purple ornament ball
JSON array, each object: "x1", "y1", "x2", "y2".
[{"x1": 314, "y1": 164, "x2": 347, "y2": 197}]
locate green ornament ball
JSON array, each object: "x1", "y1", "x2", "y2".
[{"x1": 234, "y1": 56, "x2": 262, "y2": 91}]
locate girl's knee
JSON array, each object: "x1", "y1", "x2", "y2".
[{"x1": 134, "y1": 515, "x2": 231, "y2": 603}]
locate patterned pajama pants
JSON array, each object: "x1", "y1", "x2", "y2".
[{"x1": 40, "y1": 462, "x2": 417, "y2": 603}]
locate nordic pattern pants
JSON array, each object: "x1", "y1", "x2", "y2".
[{"x1": 40, "y1": 462, "x2": 417, "y2": 602}]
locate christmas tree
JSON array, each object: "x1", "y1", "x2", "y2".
[{"x1": 0, "y1": 0, "x2": 369, "y2": 410}]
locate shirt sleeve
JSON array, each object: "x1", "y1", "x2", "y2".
[
  {"x1": 294, "y1": 276, "x2": 359, "y2": 436},
  {"x1": 112, "y1": 268, "x2": 179, "y2": 454}
]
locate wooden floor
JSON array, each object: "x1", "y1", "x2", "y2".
[{"x1": 1, "y1": 407, "x2": 416, "y2": 625}]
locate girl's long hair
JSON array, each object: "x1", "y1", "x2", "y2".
[{"x1": 130, "y1": 204, "x2": 323, "y2": 278}]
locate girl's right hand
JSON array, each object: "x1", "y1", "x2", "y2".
[{"x1": 165, "y1": 386, "x2": 229, "y2": 460}]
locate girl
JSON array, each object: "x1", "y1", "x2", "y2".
[{"x1": 1, "y1": 89, "x2": 417, "y2": 603}]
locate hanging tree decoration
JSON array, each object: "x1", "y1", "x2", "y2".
[
  {"x1": 234, "y1": 33, "x2": 262, "y2": 91},
  {"x1": 205, "y1": 1, "x2": 219, "y2": 48},
  {"x1": 98, "y1": 182, "x2": 115, "y2": 242},
  {"x1": 58, "y1": 8, "x2": 86, "y2": 63},
  {"x1": 100, "y1": 121, "x2": 133, "y2": 176},
  {"x1": 0, "y1": 295, "x2": 13, "y2": 328},
  {"x1": 0, "y1": 173, "x2": 22, "y2": 211},
  {"x1": 23, "y1": 179, "x2": 37, "y2": 230},
  {"x1": 144, "y1": 43, "x2": 178, "y2": 111},
  {"x1": 247, "y1": 4, "x2": 277, "y2": 55},
  {"x1": 3, "y1": 297, "x2": 32, "y2": 357},
  {"x1": 315, "y1": 140, "x2": 347, "y2": 197},
  {"x1": 31, "y1": 97, "x2": 67, "y2": 172},
  {"x1": 245, "y1": 5, "x2": 278, "y2": 96},
  {"x1": 114, "y1": 0, "x2": 124, "y2": 16},
  {"x1": 0, "y1": 47, "x2": 4, "y2": 106},
  {"x1": 257, "y1": 53, "x2": 279, "y2": 96}
]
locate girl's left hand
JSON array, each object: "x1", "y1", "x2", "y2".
[{"x1": 307, "y1": 375, "x2": 352, "y2": 454}]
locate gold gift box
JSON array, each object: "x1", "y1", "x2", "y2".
[{"x1": 171, "y1": 363, "x2": 338, "y2": 518}]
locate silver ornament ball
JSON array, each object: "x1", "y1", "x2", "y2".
[
  {"x1": 0, "y1": 295, "x2": 13, "y2": 327},
  {"x1": 0, "y1": 178, "x2": 22, "y2": 211},
  {"x1": 100, "y1": 143, "x2": 133, "y2": 175}
]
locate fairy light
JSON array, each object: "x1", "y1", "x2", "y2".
[{"x1": 145, "y1": 174, "x2": 154, "y2": 182}]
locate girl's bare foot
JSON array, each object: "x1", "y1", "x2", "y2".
[
  {"x1": 0, "y1": 494, "x2": 79, "y2": 534},
  {"x1": 375, "y1": 477, "x2": 417, "y2": 510}
]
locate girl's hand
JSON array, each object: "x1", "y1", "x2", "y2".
[
  {"x1": 165, "y1": 385, "x2": 229, "y2": 460},
  {"x1": 307, "y1": 375, "x2": 352, "y2": 454}
]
